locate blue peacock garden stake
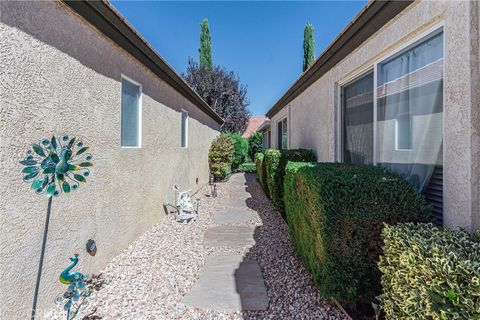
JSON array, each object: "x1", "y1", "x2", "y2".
[
  {"x1": 19, "y1": 135, "x2": 93, "y2": 320},
  {"x1": 55, "y1": 255, "x2": 92, "y2": 320}
]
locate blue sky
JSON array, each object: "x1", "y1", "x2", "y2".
[{"x1": 111, "y1": 1, "x2": 367, "y2": 115}]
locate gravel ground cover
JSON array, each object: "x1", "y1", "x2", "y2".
[{"x1": 47, "y1": 173, "x2": 345, "y2": 320}]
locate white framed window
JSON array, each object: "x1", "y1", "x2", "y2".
[
  {"x1": 277, "y1": 117, "x2": 288, "y2": 150},
  {"x1": 121, "y1": 76, "x2": 142, "y2": 148},
  {"x1": 181, "y1": 109, "x2": 188, "y2": 148},
  {"x1": 339, "y1": 24, "x2": 444, "y2": 191}
]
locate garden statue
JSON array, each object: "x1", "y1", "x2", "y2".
[
  {"x1": 169, "y1": 184, "x2": 199, "y2": 223},
  {"x1": 20, "y1": 135, "x2": 92, "y2": 320},
  {"x1": 55, "y1": 255, "x2": 92, "y2": 320}
]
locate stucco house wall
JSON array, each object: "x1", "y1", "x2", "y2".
[
  {"x1": 0, "y1": 1, "x2": 220, "y2": 318},
  {"x1": 269, "y1": 0, "x2": 480, "y2": 231}
]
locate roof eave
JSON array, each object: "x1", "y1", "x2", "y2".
[
  {"x1": 63, "y1": 0, "x2": 224, "y2": 125},
  {"x1": 266, "y1": 0, "x2": 413, "y2": 118}
]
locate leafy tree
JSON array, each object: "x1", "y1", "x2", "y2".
[
  {"x1": 199, "y1": 19, "x2": 212, "y2": 70},
  {"x1": 247, "y1": 132, "x2": 262, "y2": 161},
  {"x1": 303, "y1": 23, "x2": 315, "y2": 71},
  {"x1": 226, "y1": 132, "x2": 248, "y2": 169},
  {"x1": 183, "y1": 59, "x2": 250, "y2": 133},
  {"x1": 208, "y1": 133, "x2": 234, "y2": 181}
]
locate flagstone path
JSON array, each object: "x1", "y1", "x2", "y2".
[{"x1": 183, "y1": 174, "x2": 268, "y2": 311}]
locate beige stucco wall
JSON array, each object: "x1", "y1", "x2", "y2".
[
  {"x1": 0, "y1": 1, "x2": 220, "y2": 319},
  {"x1": 270, "y1": 0, "x2": 480, "y2": 231}
]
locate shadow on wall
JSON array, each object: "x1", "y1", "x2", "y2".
[{"x1": 1, "y1": 1, "x2": 219, "y2": 130}]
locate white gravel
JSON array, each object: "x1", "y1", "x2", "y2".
[{"x1": 46, "y1": 173, "x2": 346, "y2": 320}]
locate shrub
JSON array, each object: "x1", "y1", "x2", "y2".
[
  {"x1": 283, "y1": 162, "x2": 431, "y2": 309},
  {"x1": 379, "y1": 223, "x2": 480, "y2": 320},
  {"x1": 275, "y1": 149, "x2": 316, "y2": 213},
  {"x1": 264, "y1": 149, "x2": 316, "y2": 212},
  {"x1": 234, "y1": 162, "x2": 256, "y2": 173},
  {"x1": 247, "y1": 132, "x2": 262, "y2": 161},
  {"x1": 209, "y1": 133, "x2": 234, "y2": 181},
  {"x1": 255, "y1": 153, "x2": 268, "y2": 195},
  {"x1": 264, "y1": 149, "x2": 281, "y2": 204},
  {"x1": 226, "y1": 133, "x2": 248, "y2": 169}
]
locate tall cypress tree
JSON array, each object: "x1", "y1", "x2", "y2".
[
  {"x1": 199, "y1": 19, "x2": 212, "y2": 70},
  {"x1": 303, "y1": 23, "x2": 315, "y2": 72}
]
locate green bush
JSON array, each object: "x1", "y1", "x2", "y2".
[
  {"x1": 234, "y1": 162, "x2": 256, "y2": 173},
  {"x1": 264, "y1": 149, "x2": 316, "y2": 212},
  {"x1": 264, "y1": 149, "x2": 281, "y2": 204},
  {"x1": 209, "y1": 133, "x2": 234, "y2": 181},
  {"x1": 283, "y1": 162, "x2": 431, "y2": 309},
  {"x1": 255, "y1": 152, "x2": 268, "y2": 195},
  {"x1": 379, "y1": 223, "x2": 480, "y2": 320},
  {"x1": 226, "y1": 133, "x2": 248, "y2": 169},
  {"x1": 247, "y1": 132, "x2": 262, "y2": 161},
  {"x1": 275, "y1": 149, "x2": 316, "y2": 213}
]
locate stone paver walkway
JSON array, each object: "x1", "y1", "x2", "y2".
[{"x1": 183, "y1": 174, "x2": 268, "y2": 311}]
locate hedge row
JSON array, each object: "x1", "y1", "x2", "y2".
[
  {"x1": 283, "y1": 162, "x2": 431, "y2": 309},
  {"x1": 234, "y1": 162, "x2": 256, "y2": 173},
  {"x1": 379, "y1": 223, "x2": 480, "y2": 319},
  {"x1": 255, "y1": 153, "x2": 268, "y2": 195},
  {"x1": 226, "y1": 133, "x2": 248, "y2": 170},
  {"x1": 263, "y1": 149, "x2": 316, "y2": 213}
]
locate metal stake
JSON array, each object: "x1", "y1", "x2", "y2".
[{"x1": 31, "y1": 196, "x2": 53, "y2": 320}]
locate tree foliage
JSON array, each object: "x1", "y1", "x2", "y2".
[
  {"x1": 183, "y1": 59, "x2": 250, "y2": 133},
  {"x1": 208, "y1": 133, "x2": 234, "y2": 181},
  {"x1": 247, "y1": 132, "x2": 262, "y2": 161},
  {"x1": 303, "y1": 23, "x2": 315, "y2": 72},
  {"x1": 199, "y1": 19, "x2": 212, "y2": 70}
]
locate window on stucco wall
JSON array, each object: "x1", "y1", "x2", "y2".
[
  {"x1": 121, "y1": 77, "x2": 142, "y2": 147},
  {"x1": 340, "y1": 27, "x2": 444, "y2": 193},
  {"x1": 181, "y1": 109, "x2": 188, "y2": 148},
  {"x1": 277, "y1": 118, "x2": 288, "y2": 150}
]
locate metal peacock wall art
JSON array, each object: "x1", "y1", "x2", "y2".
[{"x1": 20, "y1": 135, "x2": 93, "y2": 320}]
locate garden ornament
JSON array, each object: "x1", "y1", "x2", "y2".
[
  {"x1": 20, "y1": 135, "x2": 92, "y2": 320},
  {"x1": 170, "y1": 184, "x2": 198, "y2": 223},
  {"x1": 55, "y1": 255, "x2": 92, "y2": 320}
]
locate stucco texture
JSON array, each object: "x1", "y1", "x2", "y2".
[
  {"x1": 270, "y1": 0, "x2": 480, "y2": 231},
  {"x1": 0, "y1": 1, "x2": 220, "y2": 319}
]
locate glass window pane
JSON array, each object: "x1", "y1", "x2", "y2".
[
  {"x1": 376, "y1": 30, "x2": 443, "y2": 191},
  {"x1": 342, "y1": 71, "x2": 374, "y2": 164},
  {"x1": 121, "y1": 79, "x2": 140, "y2": 147},
  {"x1": 282, "y1": 118, "x2": 288, "y2": 149},
  {"x1": 181, "y1": 110, "x2": 188, "y2": 148},
  {"x1": 277, "y1": 121, "x2": 283, "y2": 149}
]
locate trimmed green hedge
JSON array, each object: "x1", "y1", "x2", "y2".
[
  {"x1": 264, "y1": 149, "x2": 316, "y2": 212},
  {"x1": 264, "y1": 149, "x2": 281, "y2": 204},
  {"x1": 226, "y1": 133, "x2": 248, "y2": 170},
  {"x1": 283, "y1": 162, "x2": 431, "y2": 309},
  {"x1": 234, "y1": 162, "x2": 256, "y2": 173},
  {"x1": 255, "y1": 153, "x2": 268, "y2": 195},
  {"x1": 275, "y1": 149, "x2": 316, "y2": 213},
  {"x1": 379, "y1": 223, "x2": 480, "y2": 319}
]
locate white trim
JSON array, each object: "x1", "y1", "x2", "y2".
[
  {"x1": 120, "y1": 74, "x2": 142, "y2": 148},
  {"x1": 181, "y1": 108, "x2": 189, "y2": 149}
]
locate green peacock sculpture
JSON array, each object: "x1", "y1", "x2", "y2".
[
  {"x1": 55, "y1": 255, "x2": 91, "y2": 320},
  {"x1": 20, "y1": 135, "x2": 93, "y2": 320}
]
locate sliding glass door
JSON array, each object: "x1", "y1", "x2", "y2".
[
  {"x1": 342, "y1": 72, "x2": 374, "y2": 164},
  {"x1": 341, "y1": 28, "x2": 443, "y2": 192}
]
